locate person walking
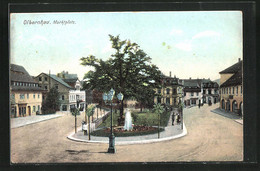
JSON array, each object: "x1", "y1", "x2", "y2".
[{"x1": 172, "y1": 112, "x2": 175, "y2": 125}]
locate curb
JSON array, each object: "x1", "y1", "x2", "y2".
[
  {"x1": 11, "y1": 114, "x2": 63, "y2": 129},
  {"x1": 67, "y1": 123, "x2": 187, "y2": 145}
]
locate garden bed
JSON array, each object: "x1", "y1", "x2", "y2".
[{"x1": 91, "y1": 125, "x2": 164, "y2": 137}]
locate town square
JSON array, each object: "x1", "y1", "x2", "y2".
[{"x1": 10, "y1": 11, "x2": 243, "y2": 163}]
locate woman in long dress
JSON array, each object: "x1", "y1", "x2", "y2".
[{"x1": 124, "y1": 109, "x2": 133, "y2": 131}]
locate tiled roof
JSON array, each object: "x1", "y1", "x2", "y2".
[
  {"x1": 11, "y1": 85, "x2": 45, "y2": 91},
  {"x1": 10, "y1": 64, "x2": 37, "y2": 83},
  {"x1": 49, "y1": 74, "x2": 72, "y2": 88},
  {"x1": 181, "y1": 79, "x2": 199, "y2": 87},
  {"x1": 220, "y1": 69, "x2": 242, "y2": 87},
  {"x1": 219, "y1": 60, "x2": 242, "y2": 74}
]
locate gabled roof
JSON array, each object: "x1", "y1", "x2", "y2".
[
  {"x1": 220, "y1": 69, "x2": 242, "y2": 87},
  {"x1": 10, "y1": 64, "x2": 37, "y2": 83},
  {"x1": 49, "y1": 74, "x2": 72, "y2": 88},
  {"x1": 36, "y1": 73, "x2": 72, "y2": 89},
  {"x1": 181, "y1": 79, "x2": 199, "y2": 87},
  {"x1": 219, "y1": 60, "x2": 242, "y2": 74}
]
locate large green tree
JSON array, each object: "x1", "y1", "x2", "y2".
[
  {"x1": 80, "y1": 35, "x2": 162, "y2": 125},
  {"x1": 42, "y1": 87, "x2": 60, "y2": 114}
]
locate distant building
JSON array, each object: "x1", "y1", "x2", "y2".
[
  {"x1": 219, "y1": 58, "x2": 242, "y2": 115},
  {"x1": 10, "y1": 64, "x2": 45, "y2": 117},
  {"x1": 181, "y1": 78, "x2": 219, "y2": 107},
  {"x1": 34, "y1": 73, "x2": 73, "y2": 111},
  {"x1": 35, "y1": 72, "x2": 86, "y2": 112},
  {"x1": 181, "y1": 78, "x2": 202, "y2": 106},
  {"x1": 154, "y1": 72, "x2": 184, "y2": 106},
  {"x1": 57, "y1": 71, "x2": 78, "y2": 88}
]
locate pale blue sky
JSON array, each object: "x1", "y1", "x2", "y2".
[{"x1": 10, "y1": 11, "x2": 242, "y2": 80}]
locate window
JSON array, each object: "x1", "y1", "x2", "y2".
[
  {"x1": 33, "y1": 94, "x2": 35, "y2": 99},
  {"x1": 208, "y1": 90, "x2": 211, "y2": 95},
  {"x1": 232, "y1": 87, "x2": 234, "y2": 94},
  {"x1": 236, "y1": 86, "x2": 238, "y2": 95},
  {"x1": 229, "y1": 88, "x2": 231, "y2": 94},
  {"x1": 62, "y1": 105, "x2": 67, "y2": 111},
  {"x1": 39, "y1": 77, "x2": 42, "y2": 81},
  {"x1": 38, "y1": 94, "x2": 40, "y2": 98},
  {"x1": 203, "y1": 90, "x2": 206, "y2": 94},
  {"x1": 33, "y1": 106, "x2": 36, "y2": 112},
  {"x1": 166, "y1": 98, "x2": 170, "y2": 104},
  {"x1": 20, "y1": 94, "x2": 25, "y2": 99},
  {"x1": 197, "y1": 92, "x2": 199, "y2": 96},
  {"x1": 62, "y1": 95, "x2": 65, "y2": 100},
  {"x1": 166, "y1": 88, "x2": 170, "y2": 95},
  {"x1": 27, "y1": 93, "x2": 29, "y2": 99},
  {"x1": 173, "y1": 88, "x2": 176, "y2": 94},
  {"x1": 157, "y1": 97, "x2": 161, "y2": 104},
  {"x1": 38, "y1": 105, "x2": 40, "y2": 111},
  {"x1": 191, "y1": 92, "x2": 194, "y2": 96},
  {"x1": 45, "y1": 86, "x2": 48, "y2": 90},
  {"x1": 45, "y1": 77, "x2": 47, "y2": 81}
]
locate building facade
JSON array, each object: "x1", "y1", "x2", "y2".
[
  {"x1": 34, "y1": 73, "x2": 72, "y2": 111},
  {"x1": 181, "y1": 78, "x2": 219, "y2": 107},
  {"x1": 219, "y1": 59, "x2": 243, "y2": 115},
  {"x1": 10, "y1": 64, "x2": 45, "y2": 117},
  {"x1": 154, "y1": 73, "x2": 184, "y2": 106},
  {"x1": 69, "y1": 80, "x2": 86, "y2": 111},
  {"x1": 182, "y1": 79, "x2": 202, "y2": 106}
]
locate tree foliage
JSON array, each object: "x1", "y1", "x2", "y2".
[
  {"x1": 80, "y1": 35, "x2": 162, "y2": 124},
  {"x1": 42, "y1": 87, "x2": 60, "y2": 114}
]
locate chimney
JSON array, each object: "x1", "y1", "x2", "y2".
[
  {"x1": 238, "y1": 58, "x2": 241, "y2": 62},
  {"x1": 169, "y1": 71, "x2": 171, "y2": 77}
]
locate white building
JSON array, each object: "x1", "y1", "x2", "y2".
[{"x1": 69, "y1": 80, "x2": 85, "y2": 111}]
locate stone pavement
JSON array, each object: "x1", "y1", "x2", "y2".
[
  {"x1": 211, "y1": 108, "x2": 243, "y2": 125},
  {"x1": 68, "y1": 110, "x2": 187, "y2": 145},
  {"x1": 11, "y1": 114, "x2": 62, "y2": 128}
]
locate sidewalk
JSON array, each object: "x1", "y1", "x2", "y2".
[
  {"x1": 211, "y1": 108, "x2": 243, "y2": 124},
  {"x1": 11, "y1": 114, "x2": 62, "y2": 128},
  {"x1": 68, "y1": 111, "x2": 187, "y2": 145}
]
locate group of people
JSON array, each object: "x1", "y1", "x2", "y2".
[{"x1": 171, "y1": 111, "x2": 181, "y2": 126}]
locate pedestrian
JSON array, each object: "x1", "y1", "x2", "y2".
[
  {"x1": 177, "y1": 113, "x2": 180, "y2": 124},
  {"x1": 172, "y1": 112, "x2": 175, "y2": 125}
]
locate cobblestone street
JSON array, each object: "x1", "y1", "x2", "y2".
[{"x1": 11, "y1": 103, "x2": 243, "y2": 163}]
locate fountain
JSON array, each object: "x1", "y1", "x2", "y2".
[{"x1": 123, "y1": 109, "x2": 133, "y2": 131}]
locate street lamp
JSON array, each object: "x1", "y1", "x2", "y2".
[
  {"x1": 103, "y1": 88, "x2": 123, "y2": 154},
  {"x1": 75, "y1": 95, "x2": 80, "y2": 133}
]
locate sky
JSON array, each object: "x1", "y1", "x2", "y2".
[{"x1": 10, "y1": 11, "x2": 242, "y2": 81}]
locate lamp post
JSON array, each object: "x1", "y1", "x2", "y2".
[
  {"x1": 75, "y1": 94, "x2": 80, "y2": 133},
  {"x1": 103, "y1": 89, "x2": 123, "y2": 154}
]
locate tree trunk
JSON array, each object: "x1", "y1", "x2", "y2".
[{"x1": 119, "y1": 100, "x2": 124, "y2": 126}]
